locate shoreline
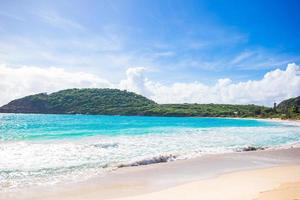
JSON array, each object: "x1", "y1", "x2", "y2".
[
  {"x1": 2, "y1": 147, "x2": 300, "y2": 200},
  {"x1": 113, "y1": 165, "x2": 300, "y2": 200},
  {"x1": 1, "y1": 115, "x2": 299, "y2": 199},
  {"x1": 247, "y1": 117, "x2": 300, "y2": 124},
  {"x1": 1, "y1": 112, "x2": 300, "y2": 121}
]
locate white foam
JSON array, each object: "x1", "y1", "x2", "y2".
[{"x1": 1, "y1": 125, "x2": 300, "y2": 191}]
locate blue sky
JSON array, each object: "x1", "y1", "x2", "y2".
[{"x1": 0, "y1": 0, "x2": 300, "y2": 105}]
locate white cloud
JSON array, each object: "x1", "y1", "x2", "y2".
[
  {"x1": 0, "y1": 65, "x2": 112, "y2": 105},
  {"x1": 119, "y1": 63, "x2": 300, "y2": 106},
  {"x1": 0, "y1": 63, "x2": 300, "y2": 107},
  {"x1": 119, "y1": 67, "x2": 149, "y2": 95},
  {"x1": 37, "y1": 11, "x2": 85, "y2": 31},
  {"x1": 153, "y1": 51, "x2": 175, "y2": 57},
  {"x1": 0, "y1": 35, "x2": 129, "y2": 81},
  {"x1": 228, "y1": 49, "x2": 298, "y2": 70},
  {"x1": 230, "y1": 51, "x2": 254, "y2": 65}
]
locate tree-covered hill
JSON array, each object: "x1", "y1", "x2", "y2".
[
  {"x1": 146, "y1": 104, "x2": 273, "y2": 118},
  {"x1": 276, "y1": 96, "x2": 300, "y2": 119},
  {"x1": 0, "y1": 88, "x2": 299, "y2": 119},
  {"x1": 0, "y1": 89, "x2": 157, "y2": 115}
]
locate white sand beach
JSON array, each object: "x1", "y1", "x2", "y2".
[
  {"x1": 2, "y1": 147, "x2": 300, "y2": 200},
  {"x1": 114, "y1": 165, "x2": 300, "y2": 200}
]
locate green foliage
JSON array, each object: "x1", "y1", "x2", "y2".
[
  {"x1": 0, "y1": 88, "x2": 299, "y2": 119},
  {"x1": 45, "y1": 88, "x2": 157, "y2": 114},
  {"x1": 0, "y1": 89, "x2": 156, "y2": 115},
  {"x1": 276, "y1": 96, "x2": 300, "y2": 119},
  {"x1": 145, "y1": 103, "x2": 272, "y2": 118}
]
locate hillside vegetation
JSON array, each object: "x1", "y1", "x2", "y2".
[
  {"x1": 0, "y1": 89, "x2": 156, "y2": 115},
  {"x1": 146, "y1": 104, "x2": 273, "y2": 118},
  {"x1": 276, "y1": 96, "x2": 300, "y2": 119},
  {"x1": 0, "y1": 88, "x2": 299, "y2": 119}
]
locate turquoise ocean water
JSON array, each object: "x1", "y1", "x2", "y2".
[{"x1": 0, "y1": 114, "x2": 300, "y2": 190}]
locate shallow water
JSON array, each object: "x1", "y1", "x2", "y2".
[{"x1": 0, "y1": 114, "x2": 299, "y2": 190}]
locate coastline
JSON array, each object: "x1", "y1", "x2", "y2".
[
  {"x1": 211, "y1": 116, "x2": 300, "y2": 124},
  {"x1": 1, "y1": 111, "x2": 300, "y2": 122},
  {"x1": 2, "y1": 147, "x2": 300, "y2": 200},
  {"x1": 113, "y1": 165, "x2": 300, "y2": 200},
  {"x1": 247, "y1": 117, "x2": 300, "y2": 124},
  {"x1": 1, "y1": 115, "x2": 300, "y2": 200}
]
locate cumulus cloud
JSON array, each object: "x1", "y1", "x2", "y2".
[
  {"x1": 119, "y1": 67, "x2": 149, "y2": 95},
  {"x1": 0, "y1": 63, "x2": 300, "y2": 106},
  {"x1": 119, "y1": 63, "x2": 300, "y2": 106},
  {"x1": 0, "y1": 65, "x2": 112, "y2": 105}
]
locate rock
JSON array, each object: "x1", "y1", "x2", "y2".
[{"x1": 241, "y1": 146, "x2": 265, "y2": 151}]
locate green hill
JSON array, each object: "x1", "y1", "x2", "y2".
[
  {"x1": 149, "y1": 103, "x2": 272, "y2": 118},
  {"x1": 276, "y1": 96, "x2": 300, "y2": 119},
  {"x1": 0, "y1": 88, "x2": 298, "y2": 119},
  {"x1": 0, "y1": 89, "x2": 157, "y2": 115}
]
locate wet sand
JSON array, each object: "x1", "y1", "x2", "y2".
[{"x1": 2, "y1": 147, "x2": 300, "y2": 200}]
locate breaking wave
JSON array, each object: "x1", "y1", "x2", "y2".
[
  {"x1": 117, "y1": 154, "x2": 177, "y2": 168},
  {"x1": 1, "y1": 114, "x2": 300, "y2": 191}
]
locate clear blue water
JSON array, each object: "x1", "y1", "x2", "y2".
[
  {"x1": 0, "y1": 114, "x2": 280, "y2": 141},
  {"x1": 0, "y1": 114, "x2": 299, "y2": 190}
]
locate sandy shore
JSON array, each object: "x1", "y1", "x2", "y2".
[
  {"x1": 257, "y1": 181, "x2": 300, "y2": 200},
  {"x1": 2, "y1": 147, "x2": 300, "y2": 200},
  {"x1": 115, "y1": 165, "x2": 300, "y2": 200}
]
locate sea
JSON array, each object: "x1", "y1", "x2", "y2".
[{"x1": 0, "y1": 113, "x2": 300, "y2": 191}]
